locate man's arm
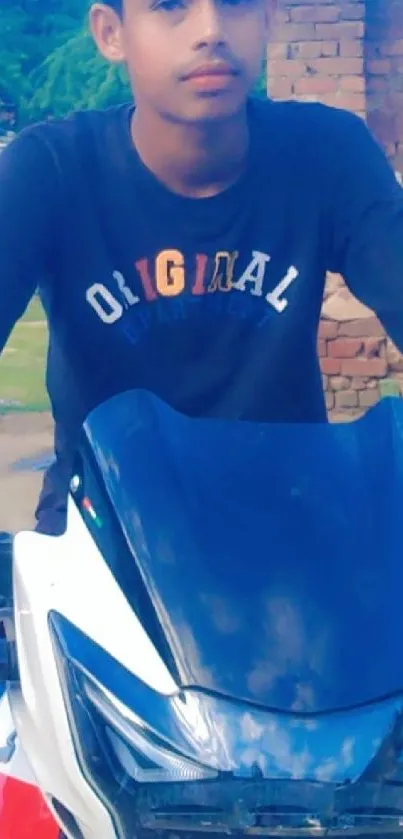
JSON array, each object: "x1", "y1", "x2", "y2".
[
  {"x1": 0, "y1": 130, "x2": 58, "y2": 353},
  {"x1": 325, "y1": 110, "x2": 403, "y2": 351},
  {"x1": 0, "y1": 132, "x2": 69, "y2": 535}
]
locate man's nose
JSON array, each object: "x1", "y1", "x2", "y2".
[{"x1": 192, "y1": 0, "x2": 227, "y2": 48}]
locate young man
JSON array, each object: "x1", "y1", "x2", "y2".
[{"x1": 1, "y1": 0, "x2": 403, "y2": 535}]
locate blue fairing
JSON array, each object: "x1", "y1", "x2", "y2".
[
  {"x1": 50, "y1": 612, "x2": 403, "y2": 784},
  {"x1": 84, "y1": 391, "x2": 403, "y2": 713}
]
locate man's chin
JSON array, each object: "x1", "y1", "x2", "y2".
[{"x1": 179, "y1": 92, "x2": 248, "y2": 124}]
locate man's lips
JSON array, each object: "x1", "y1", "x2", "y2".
[{"x1": 182, "y1": 62, "x2": 239, "y2": 81}]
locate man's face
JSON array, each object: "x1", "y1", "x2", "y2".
[{"x1": 91, "y1": 0, "x2": 272, "y2": 123}]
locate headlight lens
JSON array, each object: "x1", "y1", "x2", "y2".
[{"x1": 84, "y1": 678, "x2": 218, "y2": 784}]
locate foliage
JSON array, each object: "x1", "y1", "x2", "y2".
[
  {"x1": 0, "y1": 5, "x2": 32, "y2": 105},
  {"x1": 0, "y1": 0, "x2": 131, "y2": 126},
  {"x1": 24, "y1": 27, "x2": 131, "y2": 123},
  {"x1": 254, "y1": 61, "x2": 268, "y2": 98}
]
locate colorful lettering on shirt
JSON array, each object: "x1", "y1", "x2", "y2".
[
  {"x1": 85, "y1": 248, "x2": 299, "y2": 326},
  {"x1": 207, "y1": 251, "x2": 238, "y2": 293}
]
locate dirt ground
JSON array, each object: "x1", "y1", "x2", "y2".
[{"x1": 0, "y1": 412, "x2": 53, "y2": 533}]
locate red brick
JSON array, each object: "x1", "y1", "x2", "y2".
[
  {"x1": 293, "y1": 40, "x2": 340, "y2": 58},
  {"x1": 309, "y1": 57, "x2": 363, "y2": 74},
  {"x1": 321, "y1": 357, "x2": 342, "y2": 374},
  {"x1": 289, "y1": 6, "x2": 315, "y2": 23},
  {"x1": 319, "y1": 5, "x2": 341, "y2": 21},
  {"x1": 269, "y1": 78, "x2": 293, "y2": 98},
  {"x1": 329, "y1": 375, "x2": 351, "y2": 390},
  {"x1": 328, "y1": 338, "x2": 363, "y2": 357},
  {"x1": 325, "y1": 391, "x2": 335, "y2": 410},
  {"x1": 291, "y1": 5, "x2": 340, "y2": 23},
  {"x1": 335, "y1": 390, "x2": 359, "y2": 408},
  {"x1": 317, "y1": 339, "x2": 327, "y2": 357},
  {"x1": 329, "y1": 408, "x2": 363, "y2": 422},
  {"x1": 287, "y1": 41, "x2": 315, "y2": 59},
  {"x1": 339, "y1": 40, "x2": 364, "y2": 57},
  {"x1": 319, "y1": 320, "x2": 339, "y2": 339},
  {"x1": 340, "y1": 75, "x2": 365, "y2": 92},
  {"x1": 320, "y1": 93, "x2": 339, "y2": 108},
  {"x1": 268, "y1": 42, "x2": 288, "y2": 59},
  {"x1": 341, "y1": 4, "x2": 365, "y2": 20},
  {"x1": 324, "y1": 272, "x2": 343, "y2": 295},
  {"x1": 297, "y1": 95, "x2": 325, "y2": 103},
  {"x1": 267, "y1": 59, "x2": 306, "y2": 78},
  {"x1": 322, "y1": 91, "x2": 366, "y2": 111},
  {"x1": 358, "y1": 389, "x2": 380, "y2": 408},
  {"x1": 320, "y1": 41, "x2": 339, "y2": 57},
  {"x1": 386, "y1": 341, "x2": 403, "y2": 371},
  {"x1": 315, "y1": 21, "x2": 364, "y2": 40},
  {"x1": 363, "y1": 338, "x2": 384, "y2": 358},
  {"x1": 340, "y1": 358, "x2": 387, "y2": 377},
  {"x1": 275, "y1": 7, "x2": 291, "y2": 25},
  {"x1": 338, "y1": 318, "x2": 385, "y2": 337},
  {"x1": 350, "y1": 377, "x2": 370, "y2": 389},
  {"x1": 276, "y1": 23, "x2": 316, "y2": 42},
  {"x1": 294, "y1": 76, "x2": 339, "y2": 94}
]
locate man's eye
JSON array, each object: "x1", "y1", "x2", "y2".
[
  {"x1": 153, "y1": 0, "x2": 186, "y2": 11},
  {"x1": 222, "y1": 0, "x2": 256, "y2": 6}
]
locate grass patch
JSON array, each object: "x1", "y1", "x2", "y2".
[{"x1": 0, "y1": 297, "x2": 49, "y2": 413}]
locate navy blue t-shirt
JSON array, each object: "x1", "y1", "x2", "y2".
[{"x1": 1, "y1": 97, "x2": 403, "y2": 533}]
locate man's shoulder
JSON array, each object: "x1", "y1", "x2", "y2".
[
  {"x1": 252, "y1": 95, "x2": 364, "y2": 141},
  {"x1": 8, "y1": 104, "x2": 131, "y2": 169},
  {"x1": 250, "y1": 96, "x2": 374, "y2": 181}
]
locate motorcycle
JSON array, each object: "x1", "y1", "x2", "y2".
[{"x1": 1, "y1": 388, "x2": 403, "y2": 838}]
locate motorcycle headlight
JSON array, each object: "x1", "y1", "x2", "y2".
[
  {"x1": 49, "y1": 610, "x2": 221, "y2": 801},
  {"x1": 49, "y1": 612, "x2": 403, "y2": 839},
  {"x1": 83, "y1": 678, "x2": 218, "y2": 784}
]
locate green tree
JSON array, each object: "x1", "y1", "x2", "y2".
[
  {"x1": 24, "y1": 26, "x2": 131, "y2": 123},
  {"x1": 1, "y1": 0, "x2": 130, "y2": 125},
  {"x1": 0, "y1": 5, "x2": 32, "y2": 104}
]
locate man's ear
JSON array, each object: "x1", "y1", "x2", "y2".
[{"x1": 89, "y1": 3, "x2": 126, "y2": 64}]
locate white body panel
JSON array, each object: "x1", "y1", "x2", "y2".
[{"x1": 8, "y1": 496, "x2": 178, "y2": 838}]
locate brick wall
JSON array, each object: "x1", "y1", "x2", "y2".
[
  {"x1": 366, "y1": 0, "x2": 403, "y2": 171},
  {"x1": 267, "y1": 0, "x2": 366, "y2": 115},
  {"x1": 267, "y1": 0, "x2": 403, "y2": 420},
  {"x1": 318, "y1": 275, "x2": 403, "y2": 421}
]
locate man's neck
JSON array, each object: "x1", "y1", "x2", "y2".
[{"x1": 131, "y1": 105, "x2": 250, "y2": 198}]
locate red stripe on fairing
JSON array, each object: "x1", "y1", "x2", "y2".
[{"x1": 0, "y1": 773, "x2": 60, "y2": 838}]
